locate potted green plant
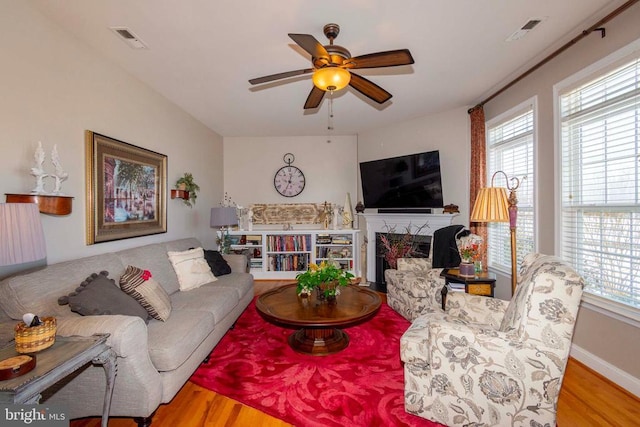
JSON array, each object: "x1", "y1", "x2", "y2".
[
  {"x1": 175, "y1": 173, "x2": 200, "y2": 208},
  {"x1": 296, "y1": 260, "x2": 354, "y2": 301}
]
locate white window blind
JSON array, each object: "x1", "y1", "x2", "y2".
[
  {"x1": 560, "y1": 57, "x2": 640, "y2": 310},
  {"x1": 487, "y1": 108, "x2": 535, "y2": 272}
]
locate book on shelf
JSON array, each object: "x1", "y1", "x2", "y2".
[
  {"x1": 267, "y1": 234, "x2": 311, "y2": 252},
  {"x1": 316, "y1": 234, "x2": 332, "y2": 244},
  {"x1": 447, "y1": 282, "x2": 465, "y2": 292},
  {"x1": 331, "y1": 236, "x2": 352, "y2": 244},
  {"x1": 267, "y1": 253, "x2": 309, "y2": 272}
]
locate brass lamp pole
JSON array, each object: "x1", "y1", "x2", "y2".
[{"x1": 470, "y1": 171, "x2": 523, "y2": 295}]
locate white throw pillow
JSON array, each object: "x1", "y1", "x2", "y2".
[{"x1": 167, "y1": 247, "x2": 217, "y2": 291}]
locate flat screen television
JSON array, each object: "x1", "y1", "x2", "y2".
[{"x1": 359, "y1": 150, "x2": 444, "y2": 210}]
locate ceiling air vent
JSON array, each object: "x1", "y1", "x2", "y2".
[
  {"x1": 109, "y1": 27, "x2": 148, "y2": 49},
  {"x1": 506, "y1": 17, "x2": 546, "y2": 42}
]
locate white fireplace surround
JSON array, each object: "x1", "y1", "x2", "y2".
[{"x1": 361, "y1": 212, "x2": 459, "y2": 282}]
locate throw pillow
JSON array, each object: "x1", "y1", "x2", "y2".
[
  {"x1": 120, "y1": 265, "x2": 172, "y2": 321},
  {"x1": 57, "y1": 271, "x2": 149, "y2": 321},
  {"x1": 203, "y1": 249, "x2": 232, "y2": 276},
  {"x1": 167, "y1": 247, "x2": 217, "y2": 291}
]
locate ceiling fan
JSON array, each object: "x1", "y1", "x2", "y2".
[{"x1": 249, "y1": 23, "x2": 414, "y2": 109}]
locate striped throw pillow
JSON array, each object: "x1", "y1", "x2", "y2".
[{"x1": 120, "y1": 265, "x2": 172, "y2": 321}]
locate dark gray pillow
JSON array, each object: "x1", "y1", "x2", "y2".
[
  {"x1": 58, "y1": 271, "x2": 149, "y2": 322},
  {"x1": 202, "y1": 250, "x2": 232, "y2": 276}
]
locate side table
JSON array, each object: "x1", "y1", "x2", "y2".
[
  {"x1": 440, "y1": 268, "x2": 497, "y2": 310},
  {"x1": 0, "y1": 334, "x2": 116, "y2": 427}
]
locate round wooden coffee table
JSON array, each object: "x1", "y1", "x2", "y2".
[{"x1": 256, "y1": 284, "x2": 381, "y2": 355}]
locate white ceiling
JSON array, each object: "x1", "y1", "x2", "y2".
[{"x1": 29, "y1": 0, "x2": 625, "y2": 137}]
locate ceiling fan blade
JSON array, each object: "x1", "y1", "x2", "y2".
[
  {"x1": 288, "y1": 33, "x2": 330, "y2": 59},
  {"x1": 349, "y1": 73, "x2": 392, "y2": 104},
  {"x1": 249, "y1": 68, "x2": 313, "y2": 85},
  {"x1": 304, "y1": 86, "x2": 325, "y2": 109},
  {"x1": 350, "y1": 49, "x2": 414, "y2": 69}
]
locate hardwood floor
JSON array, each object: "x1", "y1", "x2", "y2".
[{"x1": 70, "y1": 281, "x2": 639, "y2": 427}]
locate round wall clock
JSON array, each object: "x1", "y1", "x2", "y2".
[{"x1": 274, "y1": 153, "x2": 305, "y2": 197}]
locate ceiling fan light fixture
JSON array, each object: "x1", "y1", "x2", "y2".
[{"x1": 312, "y1": 67, "x2": 351, "y2": 91}]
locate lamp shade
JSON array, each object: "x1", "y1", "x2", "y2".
[
  {"x1": 210, "y1": 207, "x2": 238, "y2": 228},
  {"x1": 312, "y1": 67, "x2": 351, "y2": 91},
  {"x1": 470, "y1": 187, "x2": 510, "y2": 223},
  {"x1": 0, "y1": 203, "x2": 46, "y2": 279}
]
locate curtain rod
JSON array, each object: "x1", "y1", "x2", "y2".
[{"x1": 468, "y1": 0, "x2": 640, "y2": 114}]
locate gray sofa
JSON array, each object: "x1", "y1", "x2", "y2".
[{"x1": 0, "y1": 238, "x2": 253, "y2": 426}]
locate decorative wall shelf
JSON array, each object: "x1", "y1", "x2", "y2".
[
  {"x1": 5, "y1": 193, "x2": 73, "y2": 215},
  {"x1": 170, "y1": 189, "x2": 189, "y2": 200}
]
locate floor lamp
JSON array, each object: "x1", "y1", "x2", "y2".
[
  {"x1": 470, "y1": 171, "x2": 522, "y2": 295},
  {"x1": 210, "y1": 207, "x2": 238, "y2": 254}
]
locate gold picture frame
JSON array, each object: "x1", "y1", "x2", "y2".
[{"x1": 85, "y1": 131, "x2": 167, "y2": 244}]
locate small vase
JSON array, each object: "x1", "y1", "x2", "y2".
[
  {"x1": 459, "y1": 262, "x2": 475, "y2": 277},
  {"x1": 298, "y1": 292, "x2": 310, "y2": 307},
  {"x1": 474, "y1": 260, "x2": 483, "y2": 274},
  {"x1": 316, "y1": 281, "x2": 338, "y2": 304}
]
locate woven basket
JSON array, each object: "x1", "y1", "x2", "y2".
[{"x1": 14, "y1": 317, "x2": 57, "y2": 353}]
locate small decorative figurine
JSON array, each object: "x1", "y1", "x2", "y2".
[
  {"x1": 247, "y1": 207, "x2": 254, "y2": 231},
  {"x1": 333, "y1": 204, "x2": 340, "y2": 229},
  {"x1": 342, "y1": 193, "x2": 353, "y2": 229},
  {"x1": 51, "y1": 144, "x2": 69, "y2": 195},
  {"x1": 30, "y1": 141, "x2": 48, "y2": 194}
]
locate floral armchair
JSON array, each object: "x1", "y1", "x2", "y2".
[
  {"x1": 400, "y1": 253, "x2": 584, "y2": 426},
  {"x1": 384, "y1": 258, "x2": 445, "y2": 321}
]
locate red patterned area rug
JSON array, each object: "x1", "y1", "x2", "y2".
[{"x1": 190, "y1": 299, "x2": 442, "y2": 427}]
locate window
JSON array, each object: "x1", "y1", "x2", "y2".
[
  {"x1": 559, "y1": 54, "x2": 640, "y2": 312},
  {"x1": 486, "y1": 102, "x2": 536, "y2": 273}
]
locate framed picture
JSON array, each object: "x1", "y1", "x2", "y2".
[{"x1": 85, "y1": 131, "x2": 167, "y2": 244}]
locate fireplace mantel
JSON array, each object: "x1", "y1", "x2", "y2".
[{"x1": 360, "y1": 212, "x2": 459, "y2": 282}]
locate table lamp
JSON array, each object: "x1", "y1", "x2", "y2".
[
  {"x1": 210, "y1": 207, "x2": 238, "y2": 253},
  {"x1": 0, "y1": 203, "x2": 47, "y2": 280},
  {"x1": 470, "y1": 171, "x2": 522, "y2": 295}
]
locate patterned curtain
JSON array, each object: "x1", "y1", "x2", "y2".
[{"x1": 469, "y1": 106, "x2": 488, "y2": 269}]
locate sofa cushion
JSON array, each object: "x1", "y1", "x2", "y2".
[
  {"x1": 203, "y1": 250, "x2": 232, "y2": 276},
  {"x1": 57, "y1": 271, "x2": 149, "y2": 321},
  {"x1": 146, "y1": 309, "x2": 215, "y2": 371},
  {"x1": 207, "y1": 272, "x2": 254, "y2": 301},
  {"x1": 120, "y1": 266, "x2": 172, "y2": 321},
  {"x1": 167, "y1": 248, "x2": 217, "y2": 291},
  {"x1": 0, "y1": 253, "x2": 124, "y2": 319},
  {"x1": 169, "y1": 283, "x2": 239, "y2": 323}
]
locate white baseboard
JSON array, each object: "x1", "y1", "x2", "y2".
[{"x1": 570, "y1": 344, "x2": 640, "y2": 398}]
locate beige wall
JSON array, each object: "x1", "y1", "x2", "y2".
[
  {"x1": 357, "y1": 107, "x2": 470, "y2": 224},
  {"x1": 1, "y1": 2, "x2": 224, "y2": 263},
  {"x1": 483, "y1": 3, "x2": 640, "y2": 388},
  {"x1": 223, "y1": 135, "x2": 358, "y2": 211}
]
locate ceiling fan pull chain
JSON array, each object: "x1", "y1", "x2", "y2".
[{"x1": 327, "y1": 91, "x2": 334, "y2": 142}]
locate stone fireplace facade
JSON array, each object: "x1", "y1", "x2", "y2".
[{"x1": 361, "y1": 212, "x2": 458, "y2": 283}]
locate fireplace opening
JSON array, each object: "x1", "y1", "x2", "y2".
[{"x1": 374, "y1": 233, "x2": 431, "y2": 289}]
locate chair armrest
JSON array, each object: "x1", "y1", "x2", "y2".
[
  {"x1": 223, "y1": 254, "x2": 250, "y2": 273},
  {"x1": 444, "y1": 292, "x2": 508, "y2": 328},
  {"x1": 385, "y1": 268, "x2": 445, "y2": 299},
  {"x1": 56, "y1": 315, "x2": 149, "y2": 358}
]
